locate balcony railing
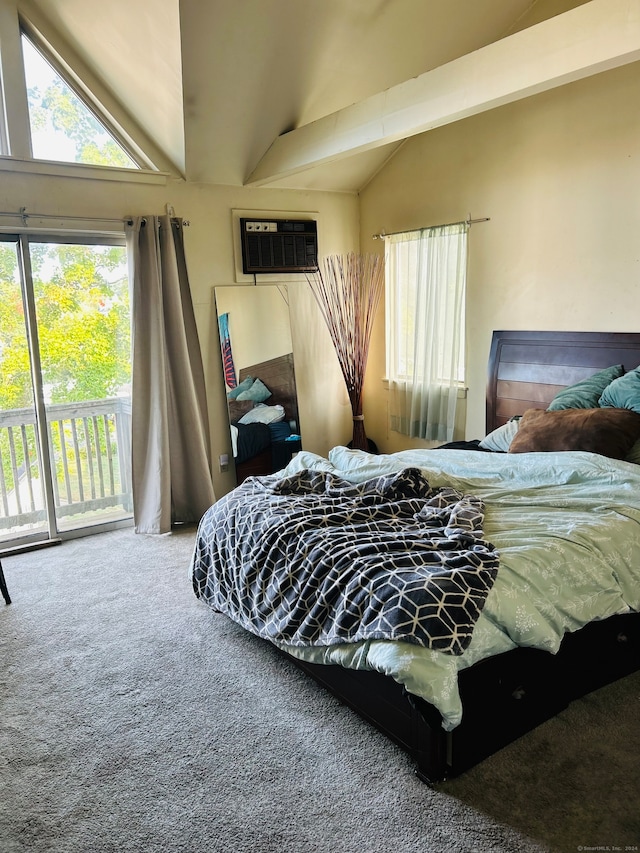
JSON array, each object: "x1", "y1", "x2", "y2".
[{"x1": 0, "y1": 397, "x2": 132, "y2": 534}]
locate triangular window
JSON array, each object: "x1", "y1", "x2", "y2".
[{"x1": 21, "y1": 33, "x2": 139, "y2": 169}]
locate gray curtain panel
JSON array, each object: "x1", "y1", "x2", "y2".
[{"x1": 126, "y1": 215, "x2": 215, "y2": 533}]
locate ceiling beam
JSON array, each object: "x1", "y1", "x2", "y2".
[{"x1": 246, "y1": 0, "x2": 640, "y2": 186}]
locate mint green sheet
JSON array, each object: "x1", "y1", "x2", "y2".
[{"x1": 274, "y1": 447, "x2": 640, "y2": 730}]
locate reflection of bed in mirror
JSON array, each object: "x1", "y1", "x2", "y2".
[
  {"x1": 215, "y1": 284, "x2": 302, "y2": 484},
  {"x1": 227, "y1": 353, "x2": 301, "y2": 483}
]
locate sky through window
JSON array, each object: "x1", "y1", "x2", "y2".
[{"x1": 21, "y1": 34, "x2": 138, "y2": 169}]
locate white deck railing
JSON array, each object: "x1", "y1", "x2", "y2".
[{"x1": 0, "y1": 397, "x2": 132, "y2": 531}]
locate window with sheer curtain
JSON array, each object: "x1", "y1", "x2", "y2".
[{"x1": 385, "y1": 222, "x2": 468, "y2": 443}]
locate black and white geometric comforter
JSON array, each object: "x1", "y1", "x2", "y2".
[{"x1": 190, "y1": 468, "x2": 499, "y2": 655}]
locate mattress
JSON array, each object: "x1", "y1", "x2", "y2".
[{"x1": 264, "y1": 446, "x2": 640, "y2": 729}]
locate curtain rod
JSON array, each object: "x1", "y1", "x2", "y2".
[
  {"x1": 0, "y1": 208, "x2": 189, "y2": 226},
  {"x1": 372, "y1": 216, "x2": 490, "y2": 240}
]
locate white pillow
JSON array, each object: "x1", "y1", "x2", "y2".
[
  {"x1": 479, "y1": 418, "x2": 521, "y2": 452},
  {"x1": 238, "y1": 404, "x2": 285, "y2": 425}
]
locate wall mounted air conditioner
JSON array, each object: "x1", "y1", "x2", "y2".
[{"x1": 240, "y1": 218, "x2": 318, "y2": 274}]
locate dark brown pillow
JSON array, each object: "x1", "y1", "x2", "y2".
[{"x1": 508, "y1": 407, "x2": 640, "y2": 460}]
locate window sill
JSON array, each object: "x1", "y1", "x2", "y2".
[
  {"x1": 0, "y1": 156, "x2": 170, "y2": 185},
  {"x1": 382, "y1": 378, "x2": 468, "y2": 398}
]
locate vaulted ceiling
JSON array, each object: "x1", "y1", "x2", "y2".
[{"x1": 21, "y1": 0, "x2": 600, "y2": 192}]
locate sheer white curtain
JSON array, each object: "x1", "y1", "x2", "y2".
[
  {"x1": 385, "y1": 222, "x2": 468, "y2": 442},
  {"x1": 126, "y1": 215, "x2": 215, "y2": 533}
]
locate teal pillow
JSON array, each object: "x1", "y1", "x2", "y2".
[
  {"x1": 546, "y1": 364, "x2": 624, "y2": 411},
  {"x1": 599, "y1": 366, "x2": 640, "y2": 414},
  {"x1": 236, "y1": 377, "x2": 272, "y2": 403},
  {"x1": 227, "y1": 375, "x2": 254, "y2": 399}
]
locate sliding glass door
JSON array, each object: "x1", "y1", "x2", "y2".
[
  {"x1": 0, "y1": 239, "x2": 49, "y2": 541},
  {"x1": 0, "y1": 234, "x2": 132, "y2": 547}
]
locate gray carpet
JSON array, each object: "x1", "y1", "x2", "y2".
[{"x1": 0, "y1": 527, "x2": 638, "y2": 853}]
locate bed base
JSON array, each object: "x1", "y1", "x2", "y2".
[{"x1": 284, "y1": 610, "x2": 640, "y2": 783}]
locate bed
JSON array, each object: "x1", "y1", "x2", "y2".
[
  {"x1": 227, "y1": 353, "x2": 302, "y2": 483},
  {"x1": 193, "y1": 330, "x2": 640, "y2": 783}
]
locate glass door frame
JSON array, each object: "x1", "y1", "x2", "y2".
[
  {"x1": 17, "y1": 233, "x2": 57, "y2": 542},
  {"x1": 0, "y1": 228, "x2": 133, "y2": 554}
]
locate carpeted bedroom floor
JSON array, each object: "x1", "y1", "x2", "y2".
[{"x1": 0, "y1": 526, "x2": 638, "y2": 853}]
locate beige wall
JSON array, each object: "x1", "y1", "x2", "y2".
[
  {"x1": 8, "y1": 22, "x2": 639, "y2": 495},
  {"x1": 180, "y1": 185, "x2": 359, "y2": 494},
  {"x1": 213, "y1": 285, "x2": 293, "y2": 373},
  {"x1": 1, "y1": 170, "x2": 359, "y2": 496},
  {"x1": 359, "y1": 60, "x2": 640, "y2": 447}
]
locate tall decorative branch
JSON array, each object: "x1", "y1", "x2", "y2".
[{"x1": 307, "y1": 253, "x2": 385, "y2": 452}]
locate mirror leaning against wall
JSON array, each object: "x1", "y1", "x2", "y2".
[{"x1": 214, "y1": 285, "x2": 302, "y2": 485}]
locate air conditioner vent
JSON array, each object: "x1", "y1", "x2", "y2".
[{"x1": 240, "y1": 218, "x2": 318, "y2": 274}]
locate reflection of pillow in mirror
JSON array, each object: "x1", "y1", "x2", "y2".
[
  {"x1": 479, "y1": 418, "x2": 521, "y2": 452},
  {"x1": 227, "y1": 375, "x2": 254, "y2": 399},
  {"x1": 268, "y1": 421, "x2": 292, "y2": 441},
  {"x1": 236, "y1": 377, "x2": 272, "y2": 403},
  {"x1": 508, "y1": 407, "x2": 640, "y2": 459},
  {"x1": 599, "y1": 366, "x2": 640, "y2": 413},
  {"x1": 238, "y1": 404, "x2": 285, "y2": 425},
  {"x1": 546, "y1": 364, "x2": 624, "y2": 410}
]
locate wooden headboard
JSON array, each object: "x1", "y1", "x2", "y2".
[
  {"x1": 237, "y1": 352, "x2": 299, "y2": 428},
  {"x1": 487, "y1": 331, "x2": 640, "y2": 433}
]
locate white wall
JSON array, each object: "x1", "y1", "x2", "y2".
[
  {"x1": 1, "y1": 170, "x2": 359, "y2": 495},
  {"x1": 359, "y1": 59, "x2": 640, "y2": 447}
]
